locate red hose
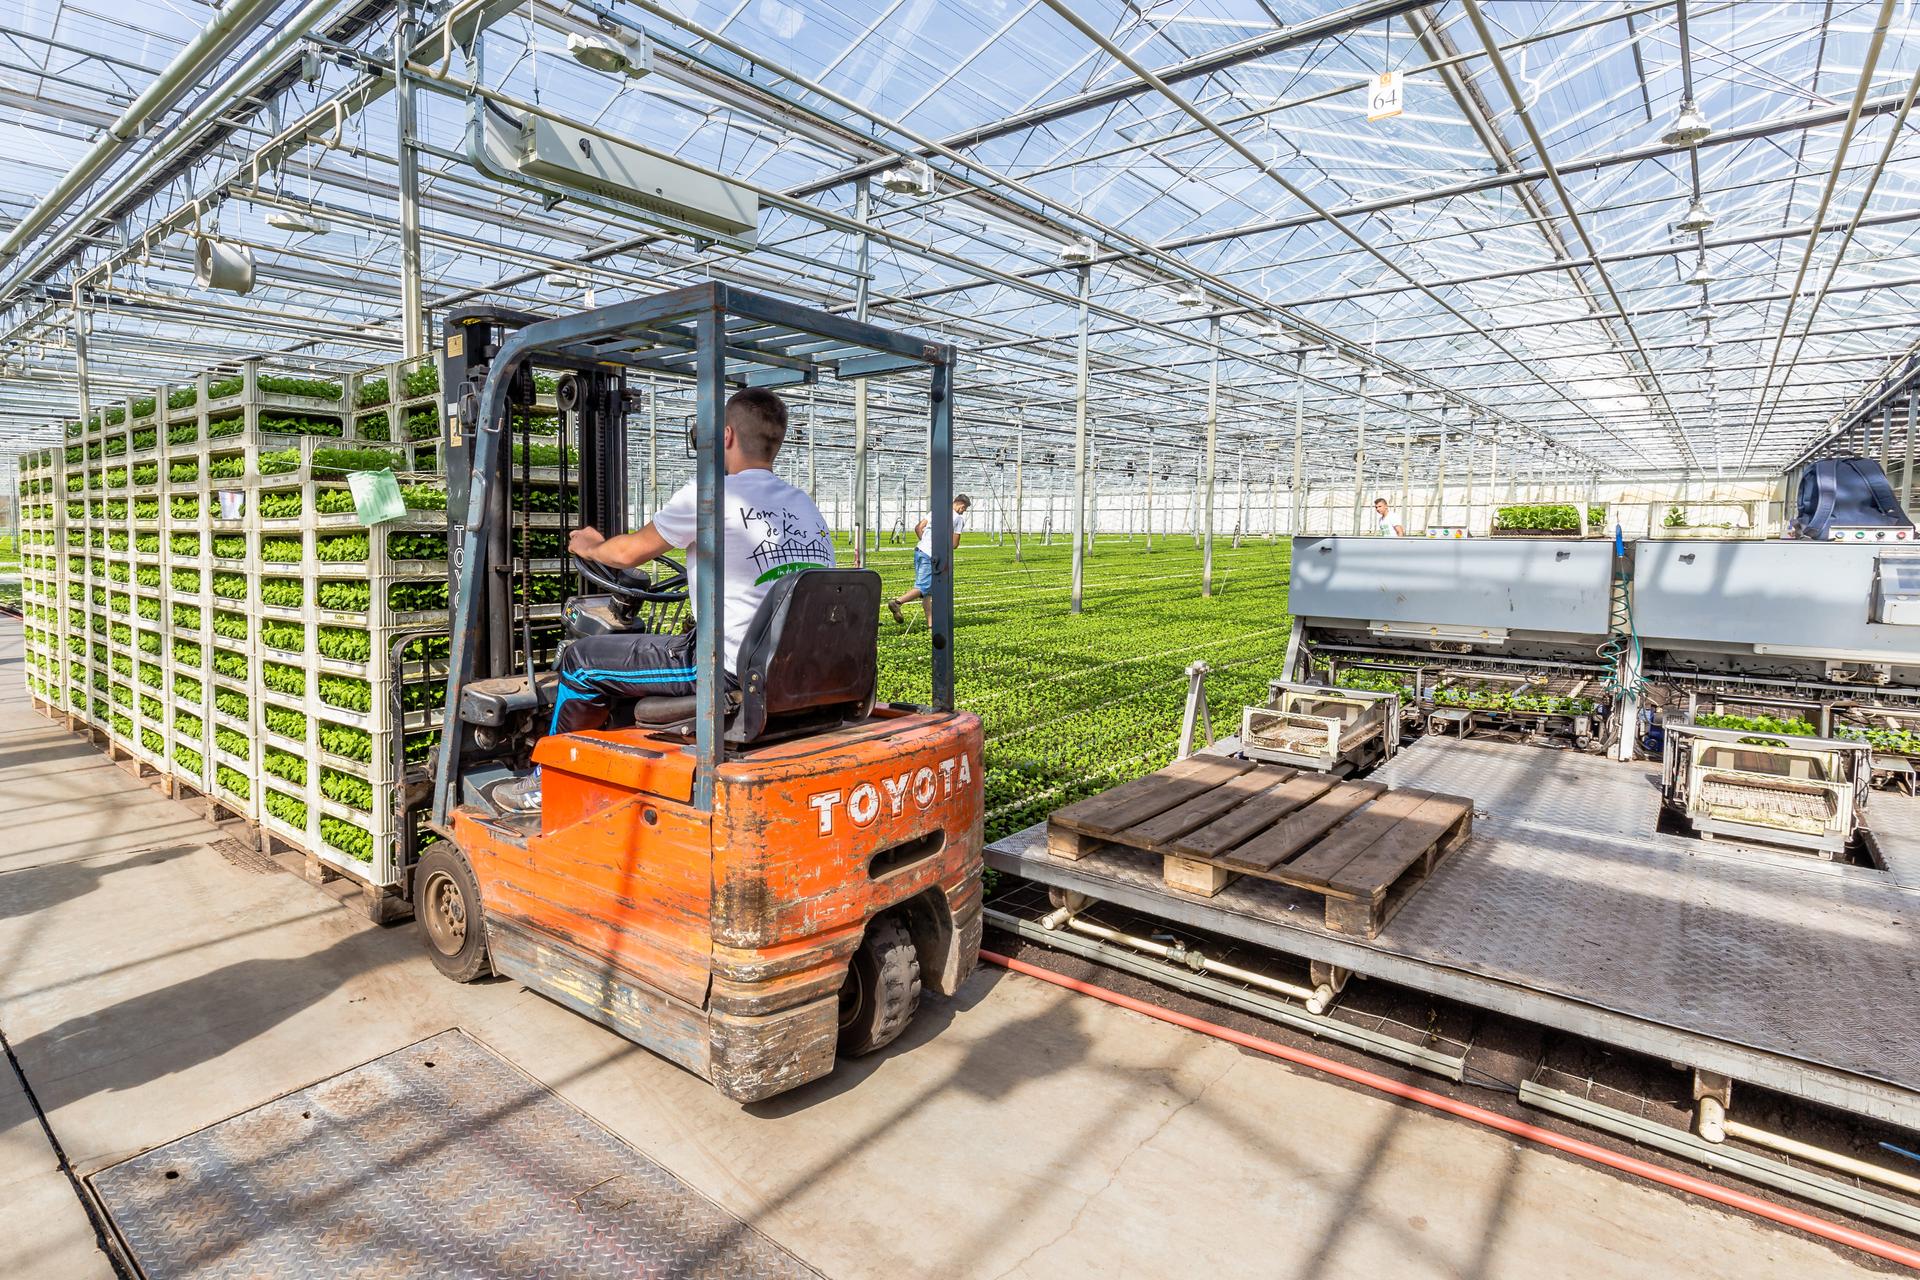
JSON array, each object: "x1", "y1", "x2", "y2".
[{"x1": 980, "y1": 949, "x2": 1920, "y2": 1271}]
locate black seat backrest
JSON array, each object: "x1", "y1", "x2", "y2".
[{"x1": 726, "y1": 568, "x2": 881, "y2": 744}]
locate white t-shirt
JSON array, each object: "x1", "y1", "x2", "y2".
[
  {"x1": 649, "y1": 468, "x2": 834, "y2": 673},
  {"x1": 916, "y1": 510, "x2": 967, "y2": 557},
  {"x1": 1376, "y1": 508, "x2": 1402, "y2": 537}
]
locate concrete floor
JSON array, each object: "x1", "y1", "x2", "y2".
[{"x1": 0, "y1": 618, "x2": 1889, "y2": 1280}]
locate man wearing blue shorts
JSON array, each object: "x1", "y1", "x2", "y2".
[{"x1": 888, "y1": 494, "x2": 969, "y2": 626}]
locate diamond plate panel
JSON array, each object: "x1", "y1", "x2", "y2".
[
  {"x1": 91, "y1": 1030, "x2": 821, "y2": 1280},
  {"x1": 995, "y1": 739, "x2": 1920, "y2": 1095}
]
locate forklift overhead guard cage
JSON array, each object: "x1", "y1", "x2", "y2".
[{"x1": 430, "y1": 282, "x2": 958, "y2": 827}]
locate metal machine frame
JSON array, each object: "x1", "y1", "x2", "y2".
[{"x1": 1660, "y1": 722, "x2": 1870, "y2": 857}]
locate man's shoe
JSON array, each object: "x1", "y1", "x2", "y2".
[
  {"x1": 887, "y1": 599, "x2": 904, "y2": 625},
  {"x1": 492, "y1": 774, "x2": 542, "y2": 814}
]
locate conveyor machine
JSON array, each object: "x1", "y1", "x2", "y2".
[{"x1": 1282, "y1": 532, "x2": 1920, "y2": 856}]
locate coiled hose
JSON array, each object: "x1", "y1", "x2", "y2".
[{"x1": 1597, "y1": 567, "x2": 1646, "y2": 703}]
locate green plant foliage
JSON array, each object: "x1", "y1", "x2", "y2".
[
  {"x1": 171, "y1": 639, "x2": 202, "y2": 667},
  {"x1": 1697, "y1": 712, "x2": 1815, "y2": 737},
  {"x1": 321, "y1": 768, "x2": 373, "y2": 810},
  {"x1": 212, "y1": 649, "x2": 248, "y2": 680},
  {"x1": 1664, "y1": 505, "x2": 1688, "y2": 528},
  {"x1": 312, "y1": 446, "x2": 403, "y2": 474},
  {"x1": 264, "y1": 705, "x2": 308, "y2": 740},
  {"x1": 215, "y1": 688, "x2": 249, "y2": 720},
  {"x1": 1837, "y1": 725, "x2": 1920, "y2": 754},
  {"x1": 170, "y1": 568, "x2": 201, "y2": 593},
  {"x1": 215, "y1": 727, "x2": 250, "y2": 760},
  {"x1": 216, "y1": 764, "x2": 249, "y2": 799},
  {"x1": 141, "y1": 694, "x2": 164, "y2": 721},
  {"x1": 174, "y1": 710, "x2": 203, "y2": 739},
  {"x1": 260, "y1": 373, "x2": 343, "y2": 401},
  {"x1": 318, "y1": 580, "x2": 371, "y2": 611},
  {"x1": 263, "y1": 662, "x2": 305, "y2": 696},
  {"x1": 388, "y1": 580, "x2": 447, "y2": 612},
  {"x1": 211, "y1": 611, "x2": 248, "y2": 641},
  {"x1": 257, "y1": 489, "x2": 303, "y2": 518},
  {"x1": 265, "y1": 789, "x2": 307, "y2": 829},
  {"x1": 210, "y1": 534, "x2": 248, "y2": 560},
  {"x1": 172, "y1": 603, "x2": 202, "y2": 630},
  {"x1": 321, "y1": 722, "x2": 372, "y2": 762},
  {"x1": 317, "y1": 626, "x2": 371, "y2": 662},
  {"x1": 405, "y1": 409, "x2": 438, "y2": 441},
  {"x1": 206, "y1": 453, "x2": 246, "y2": 480},
  {"x1": 207, "y1": 412, "x2": 244, "y2": 439},
  {"x1": 138, "y1": 662, "x2": 161, "y2": 688},
  {"x1": 137, "y1": 629, "x2": 161, "y2": 652},
  {"x1": 263, "y1": 747, "x2": 307, "y2": 787},
  {"x1": 357, "y1": 376, "x2": 392, "y2": 408},
  {"x1": 134, "y1": 533, "x2": 160, "y2": 555},
  {"x1": 315, "y1": 488, "x2": 357, "y2": 514},
  {"x1": 403, "y1": 362, "x2": 438, "y2": 397},
  {"x1": 174, "y1": 673, "x2": 203, "y2": 704},
  {"x1": 320, "y1": 816, "x2": 373, "y2": 862},
  {"x1": 166, "y1": 422, "x2": 197, "y2": 446},
  {"x1": 261, "y1": 536, "x2": 304, "y2": 563},
  {"x1": 168, "y1": 460, "x2": 199, "y2": 483},
  {"x1": 259, "y1": 577, "x2": 304, "y2": 608},
  {"x1": 319, "y1": 674, "x2": 371, "y2": 712},
  {"x1": 211, "y1": 571, "x2": 247, "y2": 600},
  {"x1": 315, "y1": 532, "x2": 369, "y2": 562},
  {"x1": 1432, "y1": 685, "x2": 1594, "y2": 714},
  {"x1": 258, "y1": 449, "x2": 299, "y2": 476},
  {"x1": 259, "y1": 413, "x2": 343, "y2": 437},
  {"x1": 388, "y1": 532, "x2": 447, "y2": 561},
  {"x1": 356, "y1": 411, "x2": 391, "y2": 441},
  {"x1": 261, "y1": 620, "x2": 306, "y2": 653},
  {"x1": 1492, "y1": 504, "x2": 1607, "y2": 532}
]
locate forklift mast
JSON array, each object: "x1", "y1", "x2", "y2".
[{"x1": 441, "y1": 305, "x2": 627, "y2": 682}]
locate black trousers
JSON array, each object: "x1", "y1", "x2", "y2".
[{"x1": 550, "y1": 630, "x2": 700, "y2": 735}]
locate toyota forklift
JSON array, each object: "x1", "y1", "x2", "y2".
[{"x1": 401, "y1": 284, "x2": 983, "y2": 1102}]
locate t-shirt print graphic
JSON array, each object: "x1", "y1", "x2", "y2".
[{"x1": 744, "y1": 503, "x2": 832, "y2": 585}]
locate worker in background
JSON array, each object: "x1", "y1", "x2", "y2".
[
  {"x1": 1373, "y1": 496, "x2": 1404, "y2": 537},
  {"x1": 888, "y1": 494, "x2": 971, "y2": 626},
  {"x1": 495, "y1": 388, "x2": 832, "y2": 811}
]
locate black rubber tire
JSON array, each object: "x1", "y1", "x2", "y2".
[
  {"x1": 415, "y1": 845, "x2": 492, "y2": 983},
  {"x1": 837, "y1": 913, "x2": 922, "y2": 1057}
]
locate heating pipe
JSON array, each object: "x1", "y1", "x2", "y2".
[{"x1": 979, "y1": 949, "x2": 1920, "y2": 1271}]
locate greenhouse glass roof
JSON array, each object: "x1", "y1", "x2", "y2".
[{"x1": 0, "y1": 0, "x2": 1916, "y2": 483}]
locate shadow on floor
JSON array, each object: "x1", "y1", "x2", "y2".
[{"x1": 0, "y1": 843, "x2": 201, "y2": 921}]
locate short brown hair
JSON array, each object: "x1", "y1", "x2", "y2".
[{"x1": 726, "y1": 388, "x2": 788, "y2": 460}]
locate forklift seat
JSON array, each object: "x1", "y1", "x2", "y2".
[{"x1": 629, "y1": 568, "x2": 881, "y2": 745}]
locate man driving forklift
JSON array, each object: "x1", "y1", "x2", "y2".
[{"x1": 494, "y1": 386, "x2": 832, "y2": 811}]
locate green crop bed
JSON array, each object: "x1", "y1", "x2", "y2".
[{"x1": 849, "y1": 535, "x2": 1293, "y2": 841}]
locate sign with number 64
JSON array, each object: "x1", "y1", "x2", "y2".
[{"x1": 1368, "y1": 70, "x2": 1405, "y2": 122}]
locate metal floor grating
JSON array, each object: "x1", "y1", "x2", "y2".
[
  {"x1": 90, "y1": 1030, "x2": 821, "y2": 1280},
  {"x1": 989, "y1": 737, "x2": 1920, "y2": 1124}
]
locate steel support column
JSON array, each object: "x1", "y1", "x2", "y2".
[
  {"x1": 691, "y1": 305, "x2": 726, "y2": 812},
  {"x1": 1070, "y1": 263, "x2": 1090, "y2": 613},
  {"x1": 1202, "y1": 314, "x2": 1220, "y2": 595},
  {"x1": 1906, "y1": 397, "x2": 1918, "y2": 510},
  {"x1": 851, "y1": 178, "x2": 872, "y2": 566},
  {"x1": 1290, "y1": 351, "x2": 1306, "y2": 534},
  {"x1": 1351, "y1": 372, "x2": 1369, "y2": 535},
  {"x1": 395, "y1": 4, "x2": 426, "y2": 359}
]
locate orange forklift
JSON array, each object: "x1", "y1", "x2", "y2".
[{"x1": 400, "y1": 284, "x2": 982, "y2": 1101}]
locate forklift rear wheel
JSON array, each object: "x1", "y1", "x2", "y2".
[
  {"x1": 416, "y1": 846, "x2": 491, "y2": 983},
  {"x1": 837, "y1": 914, "x2": 921, "y2": 1056}
]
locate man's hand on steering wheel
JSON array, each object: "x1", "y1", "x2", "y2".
[{"x1": 569, "y1": 525, "x2": 609, "y2": 559}]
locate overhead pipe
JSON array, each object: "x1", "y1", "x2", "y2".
[
  {"x1": 1741, "y1": 0, "x2": 1899, "y2": 450},
  {"x1": 0, "y1": 0, "x2": 284, "y2": 265},
  {"x1": 0, "y1": 0, "x2": 344, "y2": 306},
  {"x1": 980, "y1": 951, "x2": 1920, "y2": 1272}
]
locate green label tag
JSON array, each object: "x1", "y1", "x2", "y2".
[{"x1": 348, "y1": 468, "x2": 407, "y2": 526}]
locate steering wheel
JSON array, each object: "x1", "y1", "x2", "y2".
[{"x1": 573, "y1": 551, "x2": 689, "y2": 606}]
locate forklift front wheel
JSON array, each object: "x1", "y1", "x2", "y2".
[
  {"x1": 416, "y1": 845, "x2": 492, "y2": 983},
  {"x1": 837, "y1": 913, "x2": 922, "y2": 1057}
]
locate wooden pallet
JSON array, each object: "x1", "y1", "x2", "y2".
[{"x1": 1047, "y1": 756, "x2": 1473, "y2": 938}]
